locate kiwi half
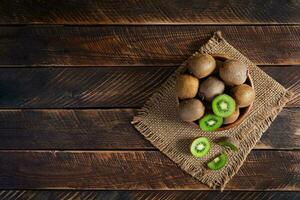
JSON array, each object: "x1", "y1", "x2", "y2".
[
  {"x1": 190, "y1": 137, "x2": 211, "y2": 158},
  {"x1": 199, "y1": 114, "x2": 223, "y2": 132},
  {"x1": 218, "y1": 137, "x2": 240, "y2": 151},
  {"x1": 212, "y1": 94, "x2": 236, "y2": 118},
  {"x1": 207, "y1": 153, "x2": 228, "y2": 170}
]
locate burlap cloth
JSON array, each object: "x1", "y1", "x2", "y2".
[{"x1": 132, "y1": 31, "x2": 294, "y2": 189}]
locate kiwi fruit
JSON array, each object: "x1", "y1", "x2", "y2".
[
  {"x1": 190, "y1": 137, "x2": 211, "y2": 158},
  {"x1": 198, "y1": 77, "x2": 225, "y2": 101},
  {"x1": 207, "y1": 153, "x2": 228, "y2": 170},
  {"x1": 218, "y1": 137, "x2": 240, "y2": 151},
  {"x1": 199, "y1": 114, "x2": 223, "y2": 132},
  {"x1": 223, "y1": 108, "x2": 240, "y2": 124},
  {"x1": 219, "y1": 59, "x2": 248, "y2": 86},
  {"x1": 232, "y1": 84, "x2": 255, "y2": 108},
  {"x1": 176, "y1": 74, "x2": 199, "y2": 99},
  {"x1": 178, "y1": 99, "x2": 205, "y2": 122},
  {"x1": 188, "y1": 54, "x2": 216, "y2": 79},
  {"x1": 212, "y1": 94, "x2": 236, "y2": 118}
]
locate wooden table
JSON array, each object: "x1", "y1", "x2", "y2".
[{"x1": 0, "y1": 1, "x2": 299, "y2": 199}]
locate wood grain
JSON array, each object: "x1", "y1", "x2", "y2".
[
  {"x1": 0, "y1": 66, "x2": 174, "y2": 108},
  {"x1": 0, "y1": 109, "x2": 151, "y2": 150},
  {"x1": 0, "y1": 0, "x2": 299, "y2": 25},
  {"x1": 0, "y1": 66, "x2": 298, "y2": 108},
  {"x1": 0, "y1": 150, "x2": 298, "y2": 190},
  {"x1": 0, "y1": 26, "x2": 299, "y2": 66},
  {"x1": 0, "y1": 190, "x2": 299, "y2": 200},
  {"x1": 0, "y1": 108, "x2": 298, "y2": 150}
]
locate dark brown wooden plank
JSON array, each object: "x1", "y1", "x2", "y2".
[
  {"x1": 258, "y1": 108, "x2": 300, "y2": 149},
  {"x1": 0, "y1": 66, "x2": 298, "y2": 108},
  {"x1": 0, "y1": 0, "x2": 299, "y2": 25},
  {"x1": 0, "y1": 66, "x2": 174, "y2": 108},
  {"x1": 0, "y1": 26, "x2": 299, "y2": 66},
  {"x1": 0, "y1": 108, "x2": 298, "y2": 150},
  {"x1": 0, "y1": 190, "x2": 299, "y2": 200},
  {"x1": 262, "y1": 66, "x2": 300, "y2": 107},
  {"x1": 0, "y1": 109, "x2": 151, "y2": 150},
  {"x1": 0, "y1": 150, "x2": 298, "y2": 190}
]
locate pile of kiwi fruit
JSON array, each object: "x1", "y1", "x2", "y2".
[
  {"x1": 176, "y1": 54, "x2": 255, "y2": 170},
  {"x1": 176, "y1": 54, "x2": 255, "y2": 132}
]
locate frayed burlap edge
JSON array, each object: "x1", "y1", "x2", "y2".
[{"x1": 132, "y1": 31, "x2": 294, "y2": 190}]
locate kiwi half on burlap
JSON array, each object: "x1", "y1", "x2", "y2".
[
  {"x1": 190, "y1": 137, "x2": 211, "y2": 158},
  {"x1": 207, "y1": 153, "x2": 228, "y2": 170},
  {"x1": 218, "y1": 137, "x2": 240, "y2": 151},
  {"x1": 199, "y1": 114, "x2": 223, "y2": 132},
  {"x1": 212, "y1": 94, "x2": 236, "y2": 118}
]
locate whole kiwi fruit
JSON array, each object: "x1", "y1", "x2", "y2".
[
  {"x1": 176, "y1": 74, "x2": 199, "y2": 99},
  {"x1": 198, "y1": 77, "x2": 225, "y2": 101},
  {"x1": 178, "y1": 99, "x2": 205, "y2": 122},
  {"x1": 223, "y1": 108, "x2": 240, "y2": 124},
  {"x1": 188, "y1": 54, "x2": 216, "y2": 79},
  {"x1": 219, "y1": 59, "x2": 247, "y2": 86},
  {"x1": 232, "y1": 84, "x2": 255, "y2": 108}
]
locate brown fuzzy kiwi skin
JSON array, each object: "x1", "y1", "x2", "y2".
[
  {"x1": 176, "y1": 74, "x2": 199, "y2": 99},
  {"x1": 219, "y1": 59, "x2": 247, "y2": 86},
  {"x1": 223, "y1": 108, "x2": 240, "y2": 124},
  {"x1": 178, "y1": 99, "x2": 205, "y2": 122},
  {"x1": 188, "y1": 54, "x2": 216, "y2": 79},
  {"x1": 232, "y1": 84, "x2": 255, "y2": 108},
  {"x1": 198, "y1": 77, "x2": 225, "y2": 101}
]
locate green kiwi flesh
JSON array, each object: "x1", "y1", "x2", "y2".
[
  {"x1": 207, "y1": 153, "x2": 228, "y2": 170},
  {"x1": 199, "y1": 114, "x2": 223, "y2": 132},
  {"x1": 190, "y1": 137, "x2": 211, "y2": 158},
  {"x1": 212, "y1": 94, "x2": 236, "y2": 117},
  {"x1": 218, "y1": 137, "x2": 239, "y2": 151}
]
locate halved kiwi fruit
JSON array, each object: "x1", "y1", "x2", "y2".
[
  {"x1": 199, "y1": 114, "x2": 223, "y2": 132},
  {"x1": 190, "y1": 137, "x2": 211, "y2": 158},
  {"x1": 218, "y1": 137, "x2": 240, "y2": 151},
  {"x1": 207, "y1": 153, "x2": 228, "y2": 170},
  {"x1": 212, "y1": 94, "x2": 236, "y2": 118}
]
